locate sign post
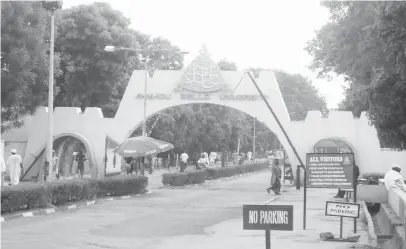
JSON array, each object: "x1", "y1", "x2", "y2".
[
  {"x1": 304, "y1": 153, "x2": 355, "y2": 232},
  {"x1": 243, "y1": 205, "x2": 294, "y2": 249},
  {"x1": 325, "y1": 201, "x2": 360, "y2": 239}
]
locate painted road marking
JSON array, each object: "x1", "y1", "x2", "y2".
[
  {"x1": 22, "y1": 212, "x2": 34, "y2": 217},
  {"x1": 67, "y1": 205, "x2": 76, "y2": 210},
  {"x1": 121, "y1": 196, "x2": 130, "y2": 199},
  {"x1": 86, "y1": 200, "x2": 96, "y2": 206},
  {"x1": 45, "y1": 208, "x2": 55, "y2": 214},
  {"x1": 264, "y1": 197, "x2": 278, "y2": 204}
]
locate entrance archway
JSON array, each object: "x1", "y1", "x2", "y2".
[
  {"x1": 21, "y1": 132, "x2": 95, "y2": 181},
  {"x1": 312, "y1": 137, "x2": 355, "y2": 154},
  {"x1": 53, "y1": 132, "x2": 95, "y2": 179},
  {"x1": 127, "y1": 103, "x2": 284, "y2": 158},
  {"x1": 113, "y1": 47, "x2": 297, "y2": 168}
]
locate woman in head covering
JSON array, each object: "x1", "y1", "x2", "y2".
[{"x1": 267, "y1": 159, "x2": 282, "y2": 195}]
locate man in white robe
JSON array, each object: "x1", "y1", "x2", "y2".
[
  {"x1": 1, "y1": 156, "x2": 6, "y2": 186},
  {"x1": 6, "y1": 149, "x2": 23, "y2": 185},
  {"x1": 384, "y1": 164, "x2": 406, "y2": 192}
]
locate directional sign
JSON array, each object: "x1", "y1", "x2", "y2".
[
  {"x1": 325, "y1": 201, "x2": 360, "y2": 218},
  {"x1": 243, "y1": 205, "x2": 294, "y2": 231}
]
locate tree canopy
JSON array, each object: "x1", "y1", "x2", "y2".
[
  {"x1": 305, "y1": 1, "x2": 406, "y2": 149},
  {"x1": 1, "y1": 2, "x2": 184, "y2": 131},
  {"x1": 1, "y1": 1, "x2": 62, "y2": 132}
]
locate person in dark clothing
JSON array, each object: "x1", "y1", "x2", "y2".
[
  {"x1": 75, "y1": 150, "x2": 87, "y2": 178},
  {"x1": 335, "y1": 163, "x2": 360, "y2": 198}
]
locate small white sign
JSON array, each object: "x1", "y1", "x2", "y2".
[{"x1": 325, "y1": 201, "x2": 360, "y2": 218}]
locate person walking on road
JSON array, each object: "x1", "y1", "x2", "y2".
[
  {"x1": 180, "y1": 152, "x2": 188, "y2": 172},
  {"x1": 75, "y1": 149, "x2": 86, "y2": 178},
  {"x1": 6, "y1": 149, "x2": 23, "y2": 185},
  {"x1": 267, "y1": 159, "x2": 282, "y2": 195}
]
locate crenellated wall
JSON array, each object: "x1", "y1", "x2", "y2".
[{"x1": 2, "y1": 49, "x2": 406, "y2": 181}]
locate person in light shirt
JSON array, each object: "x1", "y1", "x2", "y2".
[
  {"x1": 6, "y1": 149, "x2": 23, "y2": 185},
  {"x1": 384, "y1": 164, "x2": 406, "y2": 192},
  {"x1": 180, "y1": 152, "x2": 188, "y2": 172}
]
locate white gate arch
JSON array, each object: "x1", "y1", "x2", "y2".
[{"x1": 111, "y1": 48, "x2": 300, "y2": 169}]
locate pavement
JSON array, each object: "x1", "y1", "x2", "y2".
[{"x1": 1, "y1": 169, "x2": 370, "y2": 249}]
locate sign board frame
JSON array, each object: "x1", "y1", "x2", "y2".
[
  {"x1": 306, "y1": 153, "x2": 355, "y2": 189},
  {"x1": 325, "y1": 201, "x2": 360, "y2": 219},
  {"x1": 242, "y1": 204, "x2": 294, "y2": 231}
]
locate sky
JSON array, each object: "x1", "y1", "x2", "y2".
[{"x1": 63, "y1": 0, "x2": 346, "y2": 108}]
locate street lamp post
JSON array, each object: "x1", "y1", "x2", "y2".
[
  {"x1": 104, "y1": 46, "x2": 188, "y2": 136},
  {"x1": 41, "y1": 1, "x2": 63, "y2": 182}
]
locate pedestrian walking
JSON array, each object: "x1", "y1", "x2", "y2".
[
  {"x1": 267, "y1": 159, "x2": 282, "y2": 195},
  {"x1": 75, "y1": 149, "x2": 86, "y2": 178},
  {"x1": 180, "y1": 151, "x2": 188, "y2": 172},
  {"x1": 6, "y1": 149, "x2": 23, "y2": 185},
  {"x1": 52, "y1": 150, "x2": 59, "y2": 180},
  {"x1": 1, "y1": 156, "x2": 6, "y2": 186}
]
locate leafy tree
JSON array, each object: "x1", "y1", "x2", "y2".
[
  {"x1": 217, "y1": 59, "x2": 238, "y2": 71},
  {"x1": 1, "y1": 1, "x2": 62, "y2": 132},
  {"x1": 305, "y1": 1, "x2": 406, "y2": 149},
  {"x1": 54, "y1": 3, "x2": 184, "y2": 117}
]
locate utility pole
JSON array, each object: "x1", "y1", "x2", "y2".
[
  {"x1": 41, "y1": 1, "x2": 63, "y2": 182},
  {"x1": 253, "y1": 117, "x2": 256, "y2": 158},
  {"x1": 104, "y1": 46, "x2": 188, "y2": 137}
]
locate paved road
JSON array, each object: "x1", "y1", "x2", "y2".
[{"x1": 2, "y1": 170, "x2": 368, "y2": 249}]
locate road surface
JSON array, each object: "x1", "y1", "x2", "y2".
[{"x1": 2, "y1": 170, "x2": 368, "y2": 249}]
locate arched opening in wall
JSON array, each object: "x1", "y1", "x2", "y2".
[
  {"x1": 52, "y1": 134, "x2": 93, "y2": 179},
  {"x1": 313, "y1": 137, "x2": 354, "y2": 154},
  {"x1": 127, "y1": 103, "x2": 287, "y2": 167},
  {"x1": 21, "y1": 133, "x2": 94, "y2": 181}
]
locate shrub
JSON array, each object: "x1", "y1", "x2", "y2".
[
  {"x1": 1, "y1": 175, "x2": 148, "y2": 214},
  {"x1": 162, "y1": 162, "x2": 268, "y2": 186},
  {"x1": 1, "y1": 183, "x2": 49, "y2": 213},
  {"x1": 362, "y1": 172, "x2": 385, "y2": 181}
]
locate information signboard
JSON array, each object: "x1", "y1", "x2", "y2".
[
  {"x1": 325, "y1": 201, "x2": 360, "y2": 218},
  {"x1": 306, "y1": 153, "x2": 354, "y2": 188},
  {"x1": 243, "y1": 205, "x2": 294, "y2": 231}
]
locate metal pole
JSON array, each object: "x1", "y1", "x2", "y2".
[
  {"x1": 340, "y1": 217, "x2": 343, "y2": 239},
  {"x1": 246, "y1": 72, "x2": 305, "y2": 167},
  {"x1": 265, "y1": 230, "x2": 271, "y2": 249},
  {"x1": 142, "y1": 58, "x2": 148, "y2": 136},
  {"x1": 303, "y1": 167, "x2": 307, "y2": 230},
  {"x1": 253, "y1": 117, "x2": 256, "y2": 158},
  {"x1": 45, "y1": 12, "x2": 55, "y2": 182}
]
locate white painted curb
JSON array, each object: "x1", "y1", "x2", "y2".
[
  {"x1": 22, "y1": 212, "x2": 34, "y2": 217},
  {"x1": 45, "y1": 208, "x2": 55, "y2": 214},
  {"x1": 1, "y1": 217, "x2": 4, "y2": 222},
  {"x1": 135, "y1": 194, "x2": 140, "y2": 197},
  {"x1": 105, "y1": 198, "x2": 114, "y2": 201},
  {"x1": 121, "y1": 196, "x2": 130, "y2": 199},
  {"x1": 67, "y1": 205, "x2": 76, "y2": 210}
]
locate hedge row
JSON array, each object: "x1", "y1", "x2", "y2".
[
  {"x1": 1, "y1": 175, "x2": 148, "y2": 214},
  {"x1": 162, "y1": 162, "x2": 269, "y2": 186}
]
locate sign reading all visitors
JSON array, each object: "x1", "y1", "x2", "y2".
[
  {"x1": 306, "y1": 153, "x2": 354, "y2": 189},
  {"x1": 325, "y1": 201, "x2": 360, "y2": 218},
  {"x1": 243, "y1": 205, "x2": 294, "y2": 231}
]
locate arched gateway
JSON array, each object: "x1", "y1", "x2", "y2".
[{"x1": 2, "y1": 47, "x2": 406, "y2": 180}]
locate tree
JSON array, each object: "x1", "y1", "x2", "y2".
[
  {"x1": 1, "y1": 1, "x2": 62, "y2": 132},
  {"x1": 305, "y1": 1, "x2": 406, "y2": 149},
  {"x1": 54, "y1": 3, "x2": 184, "y2": 117},
  {"x1": 218, "y1": 59, "x2": 238, "y2": 71}
]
